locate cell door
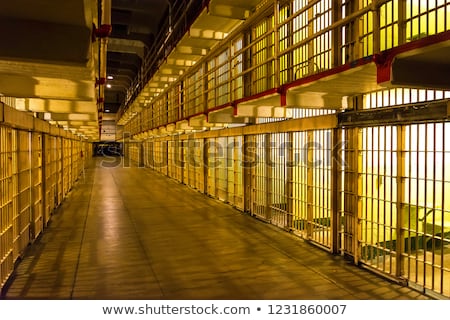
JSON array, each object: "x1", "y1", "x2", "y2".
[
  {"x1": 216, "y1": 137, "x2": 228, "y2": 201},
  {"x1": 194, "y1": 139, "x2": 204, "y2": 193},
  {"x1": 168, "y1": 140, "x2": 175, "y2": 179},
  {"x1": 175, "y1": 139, "x2": 183, "y2": 183},
  {"x1": 291, "y1": 130, "x2": 332, "y2": 248},
  {"x1": 227, "y1": 136, "x2": 244, "y2": 210},
  {"x1": 400, "y1": 123, "x2": 450, "y2": 297},
  {"x1": 43, "y1": 135, "x2": 55, "y2": 225},
  {"x1": 15, "y1": 130, "x2": 31, "y2": 259},
  {"x1": 359, "y1": 126, "x2": 398, "y2": 274},
  {"x1": 0, "y1": 126, "x2": 14, "y2": 289},
  {"x1": 31, "y1": 132, "x2": 43, "y2": 240},
  {"x1": 269, "y1": 133, "x2": 289, "y2": 228},
  {"x1": 206, "y1": 138, "x2": 217, "y2": 198},
  {"x1": 181, "y1": 140, "x2": 189, "y2": 185},
  {"x1": 250, "y1": 134, "x2": 268, "y2": 220}
]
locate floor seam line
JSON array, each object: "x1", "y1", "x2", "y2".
[
  {"x1": 69, "y1": 170, "x2": 95, "y2": 299},
  {"x1": 110, "y1": 169, "x2": 166, "y2": 298}
]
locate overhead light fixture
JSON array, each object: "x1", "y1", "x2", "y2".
[
  {"x1": 107, "y1": 75, "x2": 114, "y2": 80},
  {"x1": 105, "y1": 109, "x2": 110, "y2": 113},
  {"x1": 106, "y1": 84, "x2": 112, "y2": 88}
]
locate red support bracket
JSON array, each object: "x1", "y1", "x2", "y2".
[
  {"x1": 278, "y1": 87, "x2": 287, "y2": 107},
  {"x1": 373, "y1": 52, "x2": 393, "y2": 84},
  {"x1": 232, "y1": 103, "x2": 238, "y2": 116},
  {"x1": 94, "y1": 24, "x2": 112, "y2": 38},
  {"x1": 95, "y1": 77, "x2": 106, "y2": 87}
]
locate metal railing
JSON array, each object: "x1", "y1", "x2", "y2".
[{"x1": 117, "y1": 0, "x2": 209, "y2": 122}]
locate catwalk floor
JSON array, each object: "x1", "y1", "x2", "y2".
[{"x1": 3, "y1": 158, "x2": 428, "y2": 299}]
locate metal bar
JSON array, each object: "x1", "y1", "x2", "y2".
[
  {"x1": 203, "y1": 138, "x2": 208, "y2": 195},
  {"x1": 440, "y1": 123, "x2": 445, "y2": 293},
  {"x1": 274, "y1": 0, "x2": 280, "y2": 88},
  {"x1": 396, "y1": 124, "x2": 405, "y2": 277},
  {"x1": 243, "y1": 135, "x2": 253, "y2": 213},
  {"x1": 363, "y1": 128, "x2": 369, "y2": 262},
  {"x1": 373, "y1": 0, "x2": 381, "y2": 54},
  {"x1": 423, "y1": 123, "x2": 428, "y2": 289},
  {"x1": 414, "y1": 124, "x2": 419, "y2": 285},
  {"x1": 355, "y1": 127, "x2": 363, "y2": 264},
  {"x1": 389, "y1": 126, "x2": 394, "y2": 273},
  {"x1": 321, "y1": 131, "x2": 325, "y2": 244},
  {"x1": 287, "y1": 131, "x2": 294, "y2": 231},
  {"x1": 306, "y1": 131, "x2": 313, "y2": 239},
  {"x1": 265, "y1": 133, "x2": 272, "y2": 221},
  {"x1": 383, "y1": 127, "x2": 388, "y2": 272},
  {"x1": 276, "y1": 0, "x2": 323, "y2": 28},
  {"x1": 331, "y1": 128, "x2": 339, "y2": 253},
  {"x1": 431, "y1": 123, "x2": 436, "y2": 291},
  {"x1": 374, "y1": 127, "x2": 381, "y2": 269},
  {"x1": 332, "y1": 0, "x2": 342, "y2": 67}
]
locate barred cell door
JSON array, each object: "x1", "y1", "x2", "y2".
[
  {"x1": 181, "y1": 140, "x2": 189, "y2": 185},
  {"x1": 167, "y1": 140, "x2": 175, "y2": 179},
  {"x1": 268, "y1": 133, "x2": 289, "y2": 229},
  {"x1": 400, "y1": 123, "x2": 450, "y2": 298},
  {"x1": 290, "y1": 129, "x2": 333, "y2": 249},
  {"x1": 15, "y1": 130, "x2": 31, "y2": 259},
  {"x1": 227, "y1": 136, "x2": 244, "y2": 210},
  {"x1": 216, "y1": 137, "x2": 228, "y2": 201},
  {"x1": 206, "y1": 138, "x2": 217, "y2": 198},
  {"x1": 249, "y1": 134, "x2": 268, "y2": 220},
  {"x1": 0, "y1": 126, "x2": 14, "y2": 289},
  {"x1": 31, "y1": 132, "x2": 43, "y2": 240},
  {"x1": 194, "y1": 138, "x2": 205, "y2": 193},
  {"x1": 358, "y1": 126, "x2": 399, "y2": 275}
]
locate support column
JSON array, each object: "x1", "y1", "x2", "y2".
[
  {"x1": 342, "y1": 127, "x2": 362, "y2": 263},
  {"x1": 307, "y1": 3, "x2": 315, "y2": 75},
  {"x1": 396, "y1": 125, "x2": 406, "y2": 277},
  {"x1": 243, "y1": 135, "x2": 254, "y2": 213},
  {"x1": 202, "y1": 62, "x2": 209, "y2": 113},
  {"x1": 273, "y1": 0, "x2": 280, "y2": 88},
  {"x1": 356, "y1": 128, "x2": 363, "y2": 264},
  {"x1": 139, "y1": 141, "x2": 144, "y2": 168},
  {"x1": 265, "y1": 133, "x2": 272, "y2": 221},
  {"x1": 286, "y1": 132, "x2": 294, "y2": 229},
  {"x1": 306, "y1": 131, "x2": 314, "y2": 240},
  {"x1": 372, "y1": 0, "x2": 381, "y2": 54},
  {"x1": 398, "y1": 0, "x2": 407, "y2": 45},
  {"x1": 351, "y1": 0, "x2": 361, "y2": 60},
  {"x1": 41, "y1": 134, "x2": 47, "y2": 228},
  {"x1": 332, "y1": 0, "x2": 343, "y2": 67},
  {"x1": 331, "y1": 128, "x2": 340, "y2": 254},
  {"x1": 203, "y1": 137, "x2": 209, "y2": 195}
]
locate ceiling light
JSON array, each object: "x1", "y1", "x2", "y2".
[
  {"x1": 105, "y1": 109, "x2": 110, "y2": 113},
  {"x1": 107, "y1": 75, "x2": 114, "y2": 80},
  {"x1": 106, "y1": 84, "x2": 112, "y2": 88}
]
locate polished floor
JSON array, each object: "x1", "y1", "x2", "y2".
[{"x1": 3, "y1": 158, "x2": 428, "y2": 299}]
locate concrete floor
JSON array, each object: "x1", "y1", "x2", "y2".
[{"x1": 3, "y1": 158, "x2": 429, "y2": 299}]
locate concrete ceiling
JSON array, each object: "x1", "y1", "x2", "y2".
[
  {"x1": 0, "y1": 0, "x2": 260, "y2": 139},
  {"x1": 0, "y1": 0, "x2": 172, "y2": 139},
  {"x1": 0, "y1": 0, "x2": 99, "y2": 138}
]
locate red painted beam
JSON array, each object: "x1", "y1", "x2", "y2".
[{"x1": 374, "y1": 30, "x2": 450, "y2": 83}]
